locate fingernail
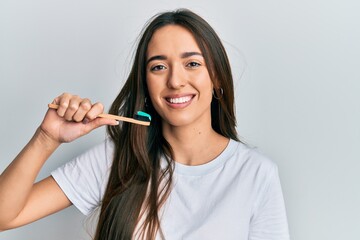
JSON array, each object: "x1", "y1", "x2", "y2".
[{"x1": 82, "y1": 118, "x2": 89, "y2": 124}]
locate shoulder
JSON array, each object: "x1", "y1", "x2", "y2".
[
  {"x1": 73, "y1": 137, "x2": 115, "y2": 168},
  {"x1": 52, "y1": 137, "x2": 115, "y2": 185},
  {"x1": 228, "y1": 140, "x2": 284, "y2": 205},
  {"x1": 229, "y1": 140, "x2": 278, "y2": 175},
  {"x1": 224, "y1": 140, "x2": 281, "y2": 196},
  {"x1": 50, "y1": 138, "x2": 116, "y2": 215}
]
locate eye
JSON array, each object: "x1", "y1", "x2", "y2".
[
  {"x1": 186, "y1": 61, "x2": 201, "y2": 68},
  {"x1": 150, "y1": 64, "x2": 167, "y2": 71}
]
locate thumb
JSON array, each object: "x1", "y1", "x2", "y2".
[{"x1": 83, "y1": 118, "x2": 119, "y2": 133}]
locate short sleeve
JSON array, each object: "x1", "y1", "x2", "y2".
[
  {"x1": 51, "y1": 138, "x2": 114, "y2": 215},
  {"x1": 249, "y1": 165, "x2": 290, "y2": 240}
]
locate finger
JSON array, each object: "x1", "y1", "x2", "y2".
[
  {"x1": 82, "y1": 117, "x2": 119, "y2": 134},
  {"x1": 84, "y1": 102, "x2": 104, "y2": 121},
  {"x1": 63, "y1": 95, "x2": 82, "y2": 121},
  {"x1": 73, "y1": 98, "x2": 92, "y2": 122},
  {"x1": 54, "y1": 93, "x2": 72, "y2": 117}
]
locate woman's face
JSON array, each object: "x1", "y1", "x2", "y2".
[{"x1": 146, "y1": 25, "x2": 214, "y2": 129}]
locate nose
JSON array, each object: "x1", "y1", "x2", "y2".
[{"x1": 167, "y1": 64, "x2": 187, "y2": 89}]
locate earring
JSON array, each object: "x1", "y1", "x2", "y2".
[{"x1": 213, "y1": 88, "x2": 224, "y2": 100}]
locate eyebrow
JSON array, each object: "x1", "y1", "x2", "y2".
[{"x1": 146, "y1": 51, "x2": 203, "y2": 65}]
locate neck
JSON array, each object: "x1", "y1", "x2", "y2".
[{"x1": 162, "y1": 123, "x2": 229, "y2": 166}]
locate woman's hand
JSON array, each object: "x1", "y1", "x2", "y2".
[
  {"x1": 0, "y1": 93, "x2": 119, "y2": 230},
  {"x1": 39, "y1": 93, "x2": 118, "y2": 144}
]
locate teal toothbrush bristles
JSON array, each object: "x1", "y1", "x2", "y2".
[{"x1": 135, "y1": 111, "x2": 151, "y2": 122}]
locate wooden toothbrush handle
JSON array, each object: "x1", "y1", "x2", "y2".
[{"x1": 48, "y1": 103, "x2": 150, "y2": 126}]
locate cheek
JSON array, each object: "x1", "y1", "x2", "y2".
[
  {"x1": 146, "y1": 76, "x2": 158, "y2": 96},
  {"x1": 146, "y1": 76, "x2": 164, "y2": 110},
  {"x1": 196, "y1": 72, "x2": 214, "y2": 96}
]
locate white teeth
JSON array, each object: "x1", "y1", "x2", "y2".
[{"x1": 168, "y1": 96, "x2": 192, "y2": 104}]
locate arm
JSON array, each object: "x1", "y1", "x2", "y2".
[
  {"x1": 249, "y1": 166, "x2": 290, "y2": 240},
  {"x1": 0, "y1": 93, "x2": 118, "y2": 230}
]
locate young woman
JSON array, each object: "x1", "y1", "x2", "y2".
[{"x1": 0, "y1": 9, "x2": 289, "y2": 240}]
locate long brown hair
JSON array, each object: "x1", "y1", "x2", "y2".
[{"x1": 94, "y1": 9, "x2": 239, "y2": 240}]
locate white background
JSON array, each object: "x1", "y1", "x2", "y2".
[{"x1": 1, "y1": 0, "x2": 359, "y2": 239}]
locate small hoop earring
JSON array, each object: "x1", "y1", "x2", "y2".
[
  {"x1": 144, "y1": 97, "x2": 149, "y2": 107},
  {"x1": 213, "y1": 88, "x2": 224, "y2": 100}
]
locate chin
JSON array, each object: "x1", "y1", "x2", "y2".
[{"x1": 162, "y1": 116, "x2": 194, "y2": 128}]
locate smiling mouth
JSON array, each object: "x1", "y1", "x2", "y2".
[{"x1": 166, "y1": 95, "x2": 194, "y2": 104}]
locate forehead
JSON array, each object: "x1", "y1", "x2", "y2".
[{"x1": 147, "y1": 25, "x2": 201, "y2": 55}]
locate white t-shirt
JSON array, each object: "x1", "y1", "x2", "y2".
[{"x1": 52, "y1": 139, "x2": 290, "y2": 239}]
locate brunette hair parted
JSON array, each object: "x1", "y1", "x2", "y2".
[{"x1": 94, "y1": 8, "x2": 239, "y2": 240}]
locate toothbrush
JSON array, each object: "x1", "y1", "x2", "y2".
[{"x1": 48, "y1": 103, "x2": 151, "y2": 126}]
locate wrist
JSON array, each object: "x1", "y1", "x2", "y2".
[{"x1": 34, "y1": 127, "x2": 61, "y2": 151}]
